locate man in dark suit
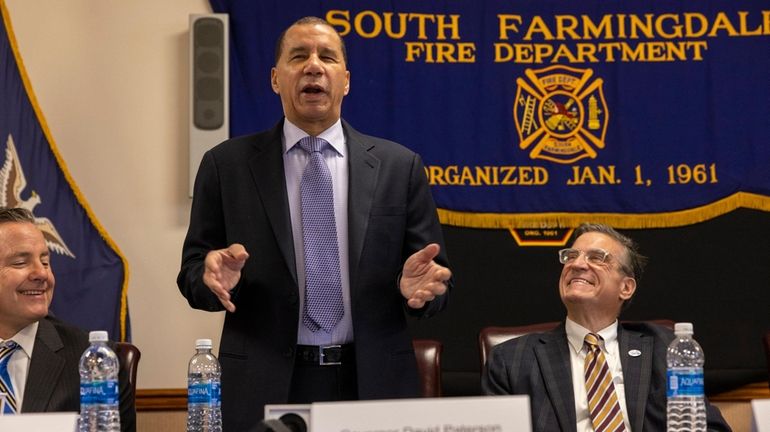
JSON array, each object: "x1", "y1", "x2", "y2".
[
  {"x1": 177, "y1": 16, "x2": 452, "y2": 431},
  {"x1": 0, "y1": 207, "x2": 135, "y2": 430},
  {"x1": 483, "y1": 223, "x2": 730, "y2": 431}
]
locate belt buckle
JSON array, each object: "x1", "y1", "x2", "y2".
[{"x1": 319, "y1": 344, "x2": 342, "y2": 366}]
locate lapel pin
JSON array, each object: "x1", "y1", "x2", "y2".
[{"x1": 628, "y1": 349, "x2": 641, "y2": 357}]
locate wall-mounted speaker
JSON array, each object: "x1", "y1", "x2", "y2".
[{"x1": 189, "y1": 13, "x2": 229, "y2": 197}]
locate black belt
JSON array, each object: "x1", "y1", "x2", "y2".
[{"x1": 295, "y1": 344, "x2": 355, "y2": 366}]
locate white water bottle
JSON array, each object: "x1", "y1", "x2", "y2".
[
  {"x1": 79, "y1": 330, "x2": 121, "y2": 432},
  {"x1": 666, "y1": 322, "x2": 707, "y2": 432},
  {"x1": 187, "y1": 338, "x2": 222, "y2": 432}
]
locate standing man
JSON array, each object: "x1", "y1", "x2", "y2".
[
  {"x1": 178, "y1": 16, "x2": 452, "y2": 430},
  {"x1": 0, "y1": 207, "x2": 135, "y2": 430},
  {"x1": 483, "y1": 223, "x2": 729, "y2": 431}
]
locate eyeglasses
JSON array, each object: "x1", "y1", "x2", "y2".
[
  {"x1": 558, "y1": 248, "x2": 611, "y2": 266},
  {"x1": 558, "y1": 247, "x2": 633, "y2": 276}
]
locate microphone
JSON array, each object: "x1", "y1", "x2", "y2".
[{"x1": 252, "y1": 413, "x2": 308, "y2": 432}]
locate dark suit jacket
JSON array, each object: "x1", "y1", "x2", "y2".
[
  {"x1": 483, "y1": 322, "x2": 730, "y2": 432},
  {"x1": 178, "y1": 119, "x2": 450, "y2": 431},
  {"x1": 21, "y1": 316, "x2": 136, "y2": 432}
]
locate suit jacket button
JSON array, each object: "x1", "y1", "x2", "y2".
[{"x1": 284, "y1": 347, "x2": 294, "y2": 358}]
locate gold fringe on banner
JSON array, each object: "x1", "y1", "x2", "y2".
[{"x1": 438, "y1": 192, "x2": 770, "y2": 229}]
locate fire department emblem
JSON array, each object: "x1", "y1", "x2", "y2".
[{"x1": 513, "y1": 65, "x2": 609, "y2": 164}]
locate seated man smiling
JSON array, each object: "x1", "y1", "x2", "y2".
[
  {"x1": 482, "y1": 222, "x2": 730, "y2": 432},
  {"x1": 0, "y1": 207, "x2": 135, "y2": 430}
]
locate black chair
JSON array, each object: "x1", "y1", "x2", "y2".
[
  {"x1": 478, "y1": 319, "x2": 676, "y2": 373},
  {"x1": 413, "y1": 339, "x2": 443, "y2": 397},
  {"x1": 478, "y1": 322, "x2": 559, "y2": 373},
  {"x1": 114, "y1": 342, "x2": 141, "y2": 397}
]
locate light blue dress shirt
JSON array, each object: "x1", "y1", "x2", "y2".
[{"x1": 282, "y1": 119, "x2": 353, "y2": 345}]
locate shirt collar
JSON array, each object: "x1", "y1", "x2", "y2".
[
  {"x1": 282, "y1": 118, "x2": 346, "y2": 157},
  {"x1": 1, "y1": 321, "x2": 38, "y2": 359},
  {"x1": 565, "y1": 317, "x2": 619, "y2": 355}
]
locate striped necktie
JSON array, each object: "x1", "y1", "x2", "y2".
[
  {"x1": 0, "y1": 340, "x2": 20, "y2": 414},
  {"x1": 298, "y1": 136, "x2": 344, "y2": 332},
  {"x1": 584, "y1": 333, "x2": 627, "y2": 432}
]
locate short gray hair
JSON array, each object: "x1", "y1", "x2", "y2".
[
  {"x1": 572, "y1": 222, "x2": 647, "y2": 281},
  {"x1": 0, "y1": 207, "x2": 35, "y2": 224}
]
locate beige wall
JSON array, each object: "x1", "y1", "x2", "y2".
[{"x1": 5, "y1": 0, "x2": 226, "y2": 389}]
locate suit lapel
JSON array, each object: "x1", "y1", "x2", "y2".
[
  {"x1": 343, "y1": 121, "x2": 380, "y2": 289},
  {"x1": 248, "y1": 122, "x2": 298, "y2": 285},
  {"x1": 247, "y1": 120, "x2": 381, "y2": 289},
  {"x1": 22, "y1": 319, "x2": 65, "y2": 412},
  {"x1": 535, "y1": 326, "x2": 577, "y2": 432},
  {"x1": 619, "y1": 325, "x2": 653, "y2": 431}
]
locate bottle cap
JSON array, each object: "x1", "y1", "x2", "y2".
[
  {"x1": 195, "y1": 338, "x2": 213, "y2": 349},
  {"x1": 674, "y1": 322, "x2": 694, "y2": 335},
  {"x1": 89, "y1": 330, "x2": 109, "y2": 342}
]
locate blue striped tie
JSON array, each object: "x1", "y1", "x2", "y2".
[
  {"x1": 299, "y1": 136, "x2": 344, "y2": 332},
  {"x1": 0, "y1": 340, "x2": 20, "y2": 414}
]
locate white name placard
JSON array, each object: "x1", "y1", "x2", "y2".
[
  {"x1": 752, "y1": 398, "x2": 770, "y2": 432},
  {"x1": 0, "y1": 412, "x2": 78, "y2": 432},
  {"x1": 311, "y1": 395, "x2": 531, "y2": 432}
]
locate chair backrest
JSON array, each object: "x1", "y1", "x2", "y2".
[
  {"x1": 412, "y1": 339, "x2": 443, "y2": 397},
  {"x1": 764, "y1": 331, "x2": 770, "y2": 390},
  {"x1": 114, "y1": 342, "x2": 141, "y2": 396},
  {"x1": 478, "y1": 319, "x2": 676, "y2": 372},
  {"x1": 478, "y1": 322, "x2": 559, "y2": 371}
]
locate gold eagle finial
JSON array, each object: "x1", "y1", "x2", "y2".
[{"x1": 0, "y1": 134, "x2": 75, "y2": 258}]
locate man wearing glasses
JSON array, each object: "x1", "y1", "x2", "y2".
[{"x1": 482, "y1": 223, "x2": 730, "y2": 431}]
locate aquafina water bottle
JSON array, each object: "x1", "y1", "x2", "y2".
[
  {"x1": 666, "y1": 322, "x2": 707, "y2": 432},
  {"x1": 187, "y1": 338, "x2": 222, "y2": 432},
  {"x1": 79, "y1": 330, "x2": 121, "y2": 432}
]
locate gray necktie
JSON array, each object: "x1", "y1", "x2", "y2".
[{"x1": 299, "y1": 136, "x2": 344, "y2": 332}]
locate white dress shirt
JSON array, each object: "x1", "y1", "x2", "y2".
[
  {"x1": 282, "y1": 119, "x2": 353, "y2": 345},
  {"x1": 566, "y1": 318, "x2": 632, "y2": 432},
  {"x1": 1, "y1": 321, "x2": 38, "y2": 412}
]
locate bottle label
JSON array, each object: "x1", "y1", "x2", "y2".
[
  {"x1": 188, "y1": 381, "x2": 220, "y2": 406},
  {"x1": 211, "y1": 381, "x2": 221, "y2": 407},
  {"x1": 667, "y1": 368, "x2": 704, "y2": 397},
  {"x1": 80, "y1": 380, "x2": 119, "y2": 406}
]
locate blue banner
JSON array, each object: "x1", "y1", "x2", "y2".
[
  {"x1": 0, "y1": 2, "x2": 129, "y2": 340},
  {"x1": 212, "y1": 0, "x2": 770, "y2": 229}
]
